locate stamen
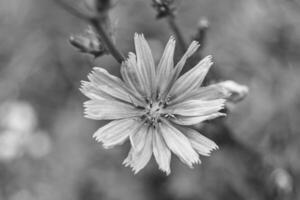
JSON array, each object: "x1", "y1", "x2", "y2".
[{"x1": 142, "y1": 101, "x2": 167, "y2": 127}]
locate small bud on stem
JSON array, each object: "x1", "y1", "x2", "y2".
[
  {"x1": 54, "y1": 0, "x2": 124, "y2": 63},
  {"x1": 69, "y1": 26, "x2": 106, "y2": 58},
  {"x1": 217, "y1": 80, "x2": 249, "y2": 103}
]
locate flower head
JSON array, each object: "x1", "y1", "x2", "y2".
[{"x1": 80, "y1": 33, "x2": 230, "y2": 175}]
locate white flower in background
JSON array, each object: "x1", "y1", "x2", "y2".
[
  {"x1": 0, "y1": 101, "x2": 37, "y2": 133},
  {"x1": 81, "y1": 33, "x2": 232, "y2": 174},
  {"x1": 0, "y1": 101, "x2": 52, "y2": 161},
  {"x1": 0, "y1": 101, "x2": 37, "y2": 161},
  {"x1": 0, "y1": 130, "x2": 25, "y2": 160}
]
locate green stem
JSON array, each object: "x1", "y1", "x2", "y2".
[
  {"x1": 54, "y1": 0, "x2": 124, "y2": 64},
  {"x1": 54, "y1": 0, "x2": 94, "y2": 20},
  {"x1": 90, "y1": 19, "x2": 125, "y2": 63},
  {"x1": 167, "y1": 16, "x2": 187, "y2": 53}
]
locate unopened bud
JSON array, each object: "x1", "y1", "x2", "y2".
[
  {"x1": 197, "y1": 17, "x2": 209, "y2": 29},
  {"x1": 69, "y1": 27, "x2": 106, "y2": 57},
  {"x1": 217, "y1": 80, "x2": 249, "y2": 103},
  {"x1": 152, "y1": 0, "x2": 176, "y2": 19}
]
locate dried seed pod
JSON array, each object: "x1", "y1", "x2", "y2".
[{"x1": 152, "y1": 0, "x2": 176, "y2": 19}]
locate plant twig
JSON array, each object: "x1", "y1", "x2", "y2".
[
  {"x1": 53, "y1": 0, "x2": 124, "y2": 63},
  {"x1": 90, "y1": 19, "x2": 125, "y2": 63},
  {"x1": 53, "y1": 0, "x2": 94, "y2": 20},
  {"x1": 167, "y1": 16, "x2": 187, "y2": 53}
]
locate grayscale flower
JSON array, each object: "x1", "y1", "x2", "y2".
[{"x1": 80, "y1": 33, "x2": 230, "y2": 175}]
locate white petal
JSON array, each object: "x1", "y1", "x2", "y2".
[
  {"x1": 171, "y1": 112, "x2": 226, "y2": 126},
  {"x1": 156, "y1": 36, "x2": 176, "y2": 97},
  {"x1": 172, "y1": 41, "x2": 200, "y2": 80},
  {"x1": 84, "y1": 99, "x2": 144, "y2": 120},
  {"x1": 123, "y1": 128, "x2": 153, "y2": 174},
  {"x1": 192, "y1": 85, "x2": 231, "y2": 100},
  {"x1": 80, "y1": 81, "x2": 111, "y2": 101},
  {"x1": 93, "y1": 118, "x2": 141, "y2": 148},
  {"x1": 86, "y1": 67, "x2": 144, "y2": 106},
  {"x1": 130, "y1": 123, "x2": 149, "y2": 152},
  {"x1": 161, "y1": 41, "x2": 200, "y2": 98},
  {"x1": 169, "y1": 84, "x2": 230, "y2": 106},
  {"x1": 134, "y1": 33, "x2": 156, "y2": 98},
  {"x1": 166, "y1": 99, "x2": 225, "y2": 117},
  {"x1": 169, "y1": 56, "x2": 213, "y2": 100},
  {"x1": 153, "y1": 127, "x2": 171, "y2": 175},
  {"x1": 123, "y1": 148, "x2": 134, "y2": 167},
  {"x1": 120, "y1": 54, "x2": 146, "y2": 98},
  {"x1": 177, "y1": 126, "x2": 218, "y2": 156},
  {"x1": 159, "y1": 120, "x2": 199, "y2": 167}
]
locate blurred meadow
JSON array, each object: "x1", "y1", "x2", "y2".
[{"x1": 0, "y1": 0, "x2": 300, "y2": 199}]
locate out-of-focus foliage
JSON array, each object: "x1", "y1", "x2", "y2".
[{"x1": 0, "y1": 0, "x2": 300, "y2": 199}]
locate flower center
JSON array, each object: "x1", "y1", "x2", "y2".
[{"x1": 144, "y1": 101, "x2": 163, "y2": 126}]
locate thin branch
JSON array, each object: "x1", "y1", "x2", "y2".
[
  {"x1": 53, "y1": 0, "x2": 95, "y2": 20},
  {"x1": 167, "y1": 16, "x2": 187, "y2": 53},
  {"x1": 90, "y1": 19, "x2": 125, "y2": 63},
  {"x1": 53, "y1": 0, "x2": 124, "y2": 63}
]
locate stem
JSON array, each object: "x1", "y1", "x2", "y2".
[
  {"x1": 53, "y1": 0, "x2": 94, "y2": 20},
  {"x1": 54, "y1": 0, "x2": 124, "y2": 64},
  {"x1": 90, "y1": 19, "x2": 125, "y2": 63},
  {"x1": 167, "y1": 16, "x2": 187, "y2": 54}
]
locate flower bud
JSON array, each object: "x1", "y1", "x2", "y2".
[
  {"x1": 217, "y1": 80, "x2": 249, "y2": 103},
  {"x1": 69, "y1": 26, "x2": 106, "y2": 57},
  {"x1": 197, "y1": 17, "x2": 209, "y2": 29}
]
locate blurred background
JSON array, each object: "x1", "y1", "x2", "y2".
[{"x1": 0, "y1": 0, "x2": 300, "y2": 199}]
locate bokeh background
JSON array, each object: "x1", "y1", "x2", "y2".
[{"x1": 0, "y1": 0, "x2": 300, "y2": 199}]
